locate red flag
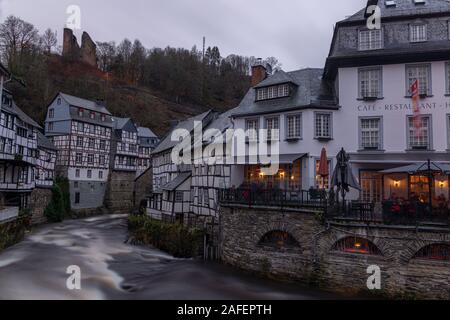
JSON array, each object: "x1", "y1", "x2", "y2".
[{"x1": 411, "y1": 79, "x2": 422, "y2": 138}]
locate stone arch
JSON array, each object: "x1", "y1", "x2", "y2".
[
  {"x1": 258, "y1": 230, "x2": 300, "y2": 249},
  {"x1": 331, "y1": 236, "x2": 383, "y2": 255},
  {"x1": 411, "y1": 243, "x2": 450, "y2": 262}
]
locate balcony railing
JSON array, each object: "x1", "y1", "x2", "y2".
[{"x1": 219, "y1": 188, "x2": 450, "y2": 227}]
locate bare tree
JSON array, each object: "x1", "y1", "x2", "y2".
[
  {"x1": 41, "y1": 28, "x2": 57, "y2": 54},
  {"x1": 0, "y1": 15, "x2": 40, "y2": 72}
]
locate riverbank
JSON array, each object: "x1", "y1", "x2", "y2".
[
  {"x1": 0, "y1": 214, "x2": 346, "y2": 300},
  {"x1": 0, "y1": 215, "x2": 30, "y2": 252}
]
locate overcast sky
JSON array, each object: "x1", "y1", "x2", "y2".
[{"x1": 0, "y1": 0, "x2": 365, "y2": 70}]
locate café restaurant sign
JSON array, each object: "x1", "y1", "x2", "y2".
[{"x1": 357, "y1": 101, "x2": 450, "y2": 112}]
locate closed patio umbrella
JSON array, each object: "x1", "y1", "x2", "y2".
[
  {"x1": 318, "y1": 148, "x2": 329, "y2": 189},
  {"x1": 331, "y1": 148, "x2": 361, "y2": 204}
]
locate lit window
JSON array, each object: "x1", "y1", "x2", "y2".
[
  {"x1": 333, "y1": 237, "x2": 382, "y2": 255},
  {"x1": 360, "y1": 118, "x2": 381, "y2": 150},
  {"x1": 315, "y1": 159, "x2": 331, "y2": 189},
  {"x1": 406, "y1": 64, "x2": 431, "y2": 96},
  {"x1": 358, "y1": 68, "x2": 382, "y2": 99},
  {"x1": 358, "y1": 29, "x2": 383, "y2": 51},
  {"x1": 408, "y1": 116, "x2": 431, "y2": 150},
  {"x1": 410, "y1": 24, "x2": 427, "y2": 43},
  {"x1": 314, "y1": 113, "x2": 332, "y2": 139}
]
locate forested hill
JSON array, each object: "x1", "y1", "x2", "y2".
[{"x1": 1, "y1": 16, "x2": 281, "y2": 136}]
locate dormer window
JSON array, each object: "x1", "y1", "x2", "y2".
[
  {"x1": 358, "y1": 29, "x2": 383, "y2": 51},
  {"x1": 256, "y1": 84, "x2": 290, "y2": 101},
  {"x1": 410, "y1": 24, "x2": 427, "y2": 43},
  {"x1": 90, "y1": 112, "x2": 95, "y2": 119},
  {"x1": 78, "y1": 108, "x2": 84, "y2": 117}
]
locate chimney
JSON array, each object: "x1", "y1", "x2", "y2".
[{"x1": 251, "y1": 58, "x2": 268, "y2": 87}]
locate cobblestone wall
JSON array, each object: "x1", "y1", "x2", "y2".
[
  {"x1": 134, "y1": 168, "x2": 152, "y2": 211},
  {"x1": 220, "y1": 205, "x2": 450, "y2": 299}
]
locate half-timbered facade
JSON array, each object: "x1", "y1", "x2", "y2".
[
  {"x1": 35, "y1": 132, "x2": 56, "y2": 188},
  {"x1": 111, "y1": 117, "x2": 138, "y2": 172},
  {"x1": 1, "y1": 70, "x2": 41, "y2": 210},
  {"x1": 136, "y1": 127, "x2": 159, "y2": 177},
  {"x1": 148, "y1": 110, "x2": 215, "y2": 222},
  {"x1": 45, "y1": 93, "x2": 113, "y2": 210}
]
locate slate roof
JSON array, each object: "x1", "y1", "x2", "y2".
[
  {"x1": 138, "y1": 127, "x2": 158, "y2": 138},
  {"x1": 37, "y1": 131, "x2": 56, "y2": 150},
  {"x1": 60, "y1": 93, "x2": 112, "y2": 115},
  {"x1": 254, "y1": 70, "x2": 295, "y2": 88},
  {"x1": 152, "y1": 110, "x2": 213, "y2": 154},
  {"x1": 342, "y1": 0, "x2": 450, "y2": 23},
  {"x1": 231, "y1": 68, "x2": 337, "y2": 118},
  {"x1": 11, "y1": 101, "x2": 42, "y2": 129},
  {"x1": 112, "y1": 117, "x2": 131, "y2": 130},
  {"x1": 161, "y1": 172, "x2": 192, "y2": 191}
]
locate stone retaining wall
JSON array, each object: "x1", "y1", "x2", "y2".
[
  {"x1": 29, "y1": 188, "x2": 52, "y2": 225},
  {"x1": 104, "y1": 171, "x2": 135, "y2": 214},
  {"x1": 220, "y1": 205, "x2": 450, "y2": 299}
]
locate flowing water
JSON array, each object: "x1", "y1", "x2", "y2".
[{"x1": 0, "y1": 215, "x2": 342, "y2": 300}]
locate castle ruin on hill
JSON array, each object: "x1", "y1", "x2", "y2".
[{"x1": 62, "y1": 28, "x2": 98, "y2": 68}]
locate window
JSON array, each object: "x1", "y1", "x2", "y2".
[
  {"x1": 87, "y1": 154, "x2": 94, "y2": 165},
  {"x1": 49, "y1": 109, "x2": 54, "y2": 118},
  {"x1": 48, "y1": 122, "x2": 54, "y2": 131},
  {"x1": 246, "y1": 119, "x2": 259, "y2": 141},
  {"x1": 446, "y1": 63, "x2": 450, "y2": 95},
  {"x1": 358, "y1": 29, "x2": 383, "y2": 50},
  {"x1": 99, "y1": 140, "x2": 106, "y2": 150},
  {"x1": 90, "y1": 112, "x2": 95, "y2": 119},
  {"x1": 74, "y1": 181, "x2": 79, "y2": 188},
  {"x1": 88, "y1": 138, "x2": 95, "y2": 148},
  {"x1": 410, "y1": 24, "x2": 427, "y2": 43},
  {"x1": 75, "y1": 192, "x2": 80, "y2": 204},
  {"x1": 75, "y1": 169, "x2": 80, "y2": 178},
  {"x1": 408, "y1": 115, "x2": 431, "y2": 150},
  {"x1": 314, "y1": 113, "x2": 332, "y2": 139},
  {"x1": 358, "y1": 68, "x2": 382, "y2": 99},
  {"x1": 265, "y1": 117, "x2": 280, "y2": 141},
  {"x1": 360, "y1": 118, "x2": 382, "y2": 150},
  {"x1": 286, "y1": 114, "x2": 302, "y2": 139},
  {"x1": 78, "y1": 108, "x2": 84, "y2": 117},
  {"x1": 77, "y1": 122, "x2": 84, "y2": 133},
  {"x1": 75, "y1": 153, "x2": 83, "y2": 164},
  {"x1": 89, "y1": 124, "x2": 95, "y2": 134},
  {"x1": 255, "y1": 84, "x2": 290, "y2": 101},
  {"x1": 101, "y1": 114, "x2": 106, "y2": 122},
  {"x1": 99, "y1": 155, "x2": 106, "y2": 166},
  {"x1": 175, "y1": 191, "x2": 184, "y2": 202},
  {"x1": 406, "y1": 64, "x2": 431, "y2": 96},
  {"x1": 57, "y1": 98, "x2": 61, "y2": 105},
  {"x1": 76, "y1": 136, "x2": 83, "y2": 147},
  {"x1": 414, "y1": 244, "x2": 450, "y2": 261},
  {"x1": 333, "y1": 237, "x2": 382, "y2": 255},
  {"x1": 99, "y1": 171, "x2": 103, "y2": 179},
  {"x1": 87, "y1": 170, "x2": 92, "y2": 179},
  {"x1": 360, "y1": 172, "x2": 383, "y2": 203}
]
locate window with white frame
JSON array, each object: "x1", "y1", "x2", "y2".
[
  {"x1": 446, "y1": 63, "x2": 450, "y2": 95},
  {"x1": 315, "y1": 113, "x2": 332, "y2": 139},
  {"x1": 408, "y1": 116, "x2": 431, "y2": 150},
  {"x1": 246, "y1": 118, "x2": 259, "y2": 141},
  {"x1": 360, "y1": 118, "x2": 381, "y2": 150},
  {"x1": 75, "y1": 153, "x2": 83, "y2": 164},
  {"x1": 286, "y1": 114, "x2": 302, "y2": 139},
  {"x1": 76, "y1": 136, "x2": 83, "y2": 147},
  {"x1": 358, "y1": 29, "x2": 383, "y2": 51},
  {"x1": 175, "y1": 191, "x2": 184, "y2": 202},
  {"x1": 358, "y1": 68, "x2": 382, "y2": 99},
  {"x1": 87, "y1": 154, "x2": 94, "y2": 165},
  {"x1": 410, "y1": 24, "x2": 427, "y2": 43},
  {"x1": 255, "y1": 84, "x2": 290, "y2": 101},
  {"x1": 406, "y1": 64, "x2": 431, "y2": 96},
  {"x1": 265, "y1": 117, "x2": 280, "y2": 141}
]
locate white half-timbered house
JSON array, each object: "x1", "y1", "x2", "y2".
[
  {"x1": 0, "y1": 70, "x2": 40, "y2": 211},
  {"x1": 111, "y1": 117, "x2": 139, "y2": 172},
  {"x1": 36, "y1": 132, "x2": 56, "y2": 188},
  {"x1": 136, "y1": 127, "x2": 159, "y2": 177},
  {"x1": 45, "y1": 93, "x2": 113, "y2": 210},
  {"x1": 147, "y1": 110, "x2": 215, "y2": 222}
]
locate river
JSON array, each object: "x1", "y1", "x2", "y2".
[{"x1": 0, "y1": 214, "x2": 343, "y2": 300}]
